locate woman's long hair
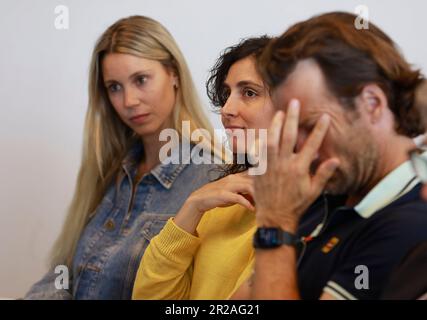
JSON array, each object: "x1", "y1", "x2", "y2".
[{"x1": 50, "y1": 16, "x2": 217, "y2": 268}]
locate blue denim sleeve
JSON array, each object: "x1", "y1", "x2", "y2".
[{"x1": 24, "y1": 269, "x2": 73, "y2": 300}]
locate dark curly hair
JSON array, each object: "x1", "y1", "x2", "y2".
[
  {"x1": 206, "y1": 36, "x2": 272, "y2": 178},
  {"x1": 206, "y1": 36, "x2": 272, "y2": 113},
  {"x1": 259, "y1": 11, "x2": 425, "y2": 137}
]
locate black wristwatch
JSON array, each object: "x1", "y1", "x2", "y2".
[{"x1": 253, "y1": 227, "x2": 300, "y2": 249}]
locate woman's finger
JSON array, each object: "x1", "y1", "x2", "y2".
[
  {"x1": 226, "y1": 182, "x2": 255, "y2": 198},
  {"x1": 225, "y1": 193, "x2": 256, "y2": 211}
]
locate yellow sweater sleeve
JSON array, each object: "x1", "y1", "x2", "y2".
[{"x1": 132, "y1": 217, "x2": 201, "y2": 300}]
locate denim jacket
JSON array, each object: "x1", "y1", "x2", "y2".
[{"x1": 25, "y1": 141, "x2": 221, "y2": 299}]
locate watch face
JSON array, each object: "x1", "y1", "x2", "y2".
[{"x1": 254, "y1": 228, "x2": 281, "y2": 248}]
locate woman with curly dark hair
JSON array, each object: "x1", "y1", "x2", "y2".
[{"x1": 132, "y1": 36, "x2": 276, "y2": 300}]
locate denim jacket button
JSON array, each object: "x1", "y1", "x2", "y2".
[{"x1": 104, "y1": 219, "x2": 115, "y2": 231}]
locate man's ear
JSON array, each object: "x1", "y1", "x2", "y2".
[{"x1": 358, "y1": 84, "x2": 388, "y2": 124}]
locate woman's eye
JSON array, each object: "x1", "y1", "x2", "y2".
[
  {"x1": 108, "y1": 83, "x2": 121, "y2": 93},
  {"x1": 136, "y1": 76, "x2": 147, "y2": 86},
  {"x1": 243, "y1": 89, "x2": 257, "y2": 98}
]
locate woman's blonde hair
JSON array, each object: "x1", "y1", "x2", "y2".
[{"x1": 50, "y1": 15, "x2": 216, "y2": 268}]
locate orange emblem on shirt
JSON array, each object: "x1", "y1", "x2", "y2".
[{"x1": 321, "y1": 237, "x2": 340, "y2": 254}]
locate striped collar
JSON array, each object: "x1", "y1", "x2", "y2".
[{"x1": 354, "y1": 151, "x2": 427, "y2": 218}]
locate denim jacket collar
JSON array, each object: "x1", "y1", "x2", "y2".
[{"x1": 121, "y1": 140, "x2": 190, "y2": 190}]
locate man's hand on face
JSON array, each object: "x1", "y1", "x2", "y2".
[{"x1": 253, "y1": 99, "x2": 340, "y2": 232}]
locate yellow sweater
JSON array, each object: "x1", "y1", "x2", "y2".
[{"x1": 132, "y1": 204, "x2": 256, "y2": 300}]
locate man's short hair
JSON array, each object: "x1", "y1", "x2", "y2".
[{"x1": 259, "y1": 11, "x2": 425, "y2": 137}]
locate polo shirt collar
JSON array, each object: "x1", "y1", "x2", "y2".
[{"x1": 354, "y1": 151, "x2": 427, "y2": 218}]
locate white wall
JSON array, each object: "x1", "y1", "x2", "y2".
[{"x1": 0, "y1": 0, "x2": 426, "y2": 298}]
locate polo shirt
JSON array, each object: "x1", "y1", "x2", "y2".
[
  {"x1": 381, "y1": 240, "x2": 427, "y2": 299},
  {"x1": 296, "y1": 153, "x2": 427, "y2": 300}
]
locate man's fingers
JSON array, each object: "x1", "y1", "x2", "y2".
[
  {"x1": 267, "y1": 111, "x2": 285, "y2": 159},
  {"x1": 280, "y1": 99, "x2": 300, "y2": 157},
  {"x1": 422, "y1": 185, "x2": 427, "y2": 201},
  {"x1": 301, "y1": 114, "x2": 330, "y2": 168},
  {"x1": 312, "y1": 158, "x2": 340, "y2": 192}
]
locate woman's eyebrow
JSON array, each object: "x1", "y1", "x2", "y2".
[
  {"x1": 128, "y1": 70, "x2": 152, "y2": 79},
  {"x1": 104, "y1": 79, "x2": 117, "y2": 86},
  {"x1": 104, "y1": 70, "x2": 152, "y2": 85},
  {"x1": 236, "y1": 80, "x2": 264, "y2": 90},
  {"x1": 223, "y1": 79, "x2": 264, "y2": 90}
]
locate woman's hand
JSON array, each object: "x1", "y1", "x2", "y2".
[
  {"x1": 254, "y1": 99, "x2": 340, "y2": 232},
  {"x1": 174, "y1": 172, "x2": 255, "y2": 235}
]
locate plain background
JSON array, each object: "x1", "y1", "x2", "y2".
[{"x1": 0, "y1": 0, "x2": 426, "y2": 298}]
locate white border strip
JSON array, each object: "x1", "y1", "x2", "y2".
[
  {"x1": 323, "y1": 287, "x2": 347, "y2": 300},
  {"x1": 326, "y1": 281, "x2": 358, "y2": 300},
  {"x1": 418, "y1": 292, "x2": 427, "y2": 300}
]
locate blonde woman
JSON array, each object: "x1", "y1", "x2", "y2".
[{"x1": 25, "y1": 15, "x2": 219, "y2": 299}]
